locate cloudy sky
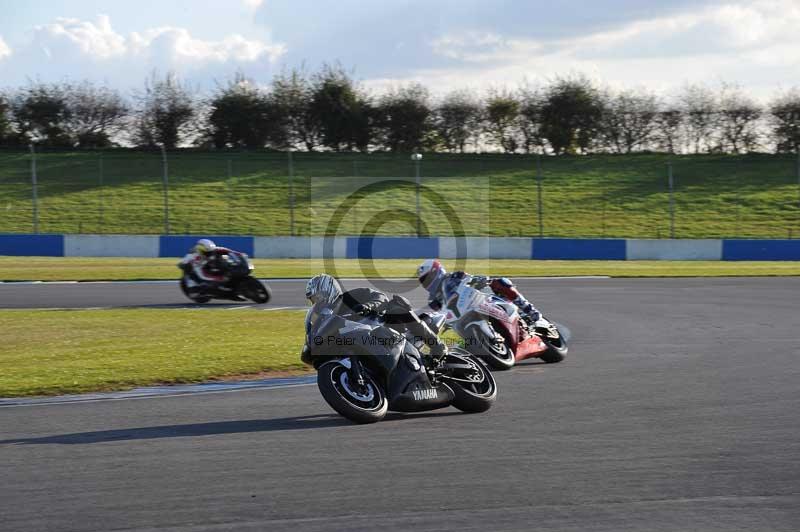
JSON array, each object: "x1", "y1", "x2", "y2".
[{"x1": 1, "y1": 0, "x2": 799, "y2": 100}]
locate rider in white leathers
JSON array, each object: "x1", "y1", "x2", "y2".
[{"x1": 416, "y1": 259, "x2": 541, "y2": 322}]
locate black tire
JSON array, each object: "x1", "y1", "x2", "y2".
[
  {"x1": 465, "y1": 324, "x2": 515, "y2": 370},
  {"x1": 240, "y1": 277, "x2": 271, "y2": 304},
  {"x1": 444, "y1": 351, "x2": 497, "y2": 413},
  {"x1": 179, "y1": 277, "x2": 211, "y2": 304},
  {"x1": 317, "y1": 361, "x2": 388, "y2": 424},
  {"x1": 538, "y1": 328, "x2": 568, "y2": 364}
]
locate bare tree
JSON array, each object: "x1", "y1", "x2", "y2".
[
  {"x1": 768, "y1": 88, "x2": 800, "y2": 153},
  {"x1": 309, "y1": 63, "x2": 373, "y2": 152},
  {"x1": 65, "y1": 81, "x2": 128, "y2": 148},
  {"x1": 376, "y1": 83, "x2": 432, "y2": 152},
  {"x1": 434, "y1": 89, "x2": 481, "y2": 153},
  {"x1": 204, "y1": 73, "x2": 286, "y2": 149},
  {"x1": 132, "y1": 72, "x2": 196, "y2": 149},
  {"x1": 717, "y1": 84, "x2": 761, "y2": 153},
  {"x1": 652, "y1": 102, "x2": 684, "y2": 154},
  {"x1": 517, "y1": 85, "x2": 546, "y2": 154},
  {"x1": 271, "y1": 66, "x2": 321, "y2": 151},
  {"x1": 680, "y1": 84, "x2": 719, "y2": 153},
  {"x1": 599, "y1": 89, "x2": 659, "y2": 153},
  {"x1": 484, "y1": 88, "x2": 520, "y2": 153},
  {"x1": 540, "y1": 75, "x2": 604, "y2": 155},
  {"x1": 0, "y1": 93, "x2": 15, "y2": 146},
  {"x1": 11, "y1": 81, "x2": 74, "y2": 147}
]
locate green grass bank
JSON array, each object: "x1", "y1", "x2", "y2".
[{"x1": 1, "y1": 151, "x2": 799, "y2": 238}]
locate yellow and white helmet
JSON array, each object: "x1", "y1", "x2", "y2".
[{"x1": 193, "y1": 239, "x2": 216, "y2": 256}]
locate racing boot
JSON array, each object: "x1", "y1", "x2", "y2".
[{"x1": 490, "y1": 277, "x2": 541, "y2": 323}]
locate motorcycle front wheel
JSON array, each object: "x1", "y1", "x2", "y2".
[
  {"x1": 317, "y1": 361, "x2": 388, "y2": 424},
  {"x1": 441, "y1": 349, "x2": 497, "y2": 413},
  {"x1": 239, "y1": 277, "x2": 272, "y2": 304},
  {"x1": 465, "y1": 324, "x2": 515, "y2": 370}
]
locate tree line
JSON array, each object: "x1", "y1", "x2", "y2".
[{"x1": 2, "y1": 65, "x2": 800, "y2": 154}]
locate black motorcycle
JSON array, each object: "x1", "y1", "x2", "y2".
[
  {"x1": 306, "y1": 294, "x2": 497, "y2": 424},
  {"x1": 178, "y1": 251, "x2": 271, "y2": 304}
]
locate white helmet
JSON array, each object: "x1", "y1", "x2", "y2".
[
  {"x1": 194, "y1": 238, "x2": 216, "y2": 256},
  {"x1": 305, "y1": 274, "x2": 343, "y2": 305},
  {"x1": 417, "y1": 259, "x2": 446, "y2": 289}
]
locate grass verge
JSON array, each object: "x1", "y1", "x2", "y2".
[
  {"x1": 2, "y1": 151, "x2": 799, "y2": 238},
  {"x1": 1, "y1": 257, "x2": 800, "y2": 281},
  {"x1": 0, "y1": 309, "x2": 308, "y2": 397}
]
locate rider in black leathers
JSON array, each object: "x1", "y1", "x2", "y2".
[{"x1": 301, "y1": 274, "x2": 446, "y2": 365}]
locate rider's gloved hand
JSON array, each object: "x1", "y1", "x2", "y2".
[
  {"x1": 429, "y1": 340, "x2": 447, "y2": 359},
  {"x1": 471, "y1": 275, "x2": 489, "y2": 288},
  {"x1": 300, "y1": 345, "x2": 312, "y2": 365},
  {"x1": 353, "y1": 302, "x2": 379, "y2": 318}
]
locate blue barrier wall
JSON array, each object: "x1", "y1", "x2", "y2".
[
  {"x1": 158, "y1": 236, "x2": 255, "y2": 257},
  {"x1": 722, "y1": 239, "x2": 800, "y2": 261},
  {"x1": 0, "y1": 234, "x2": 64, "y2": 256},
  {"x1": 2, "y1": 234, "x2": 800, "y2": 260},
  {"x1": 532, "y1": 238, "x2": 627, "y2": 260},
  {"x1": 346, "y1": 237, "x2": 439, "y2": 259}
]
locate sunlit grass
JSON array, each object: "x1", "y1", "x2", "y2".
[
  {"x1": 0, "y1": 257, "x2": 798, "y2": 281},
  {"x1": 0, "y1": 309, "x2": 307, "y2": 397},
  {"x1": 1, "y1": 151, "x2": 799, "y2": 238}
]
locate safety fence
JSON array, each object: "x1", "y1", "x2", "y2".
[{"x1": 1, "y1": 149, "x2": 799, "y2": 239}]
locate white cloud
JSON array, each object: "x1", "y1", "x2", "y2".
[
  {"x1": 3, "y1": 15, "x2": 286, "y2": 88},
  {"x1": 243, "y1": 0, "x2": 265, "y2": 9},
  {"x1": 31, "y1": 15, "x2": 284, "y2": 65},
  {"x1": 419, "y1": 0, "x2": 800, "y2": 100},
  {"x1": 0, "y1": 35, "x2": 11, "y2": 60},
  {"x1": 128, "y1": 26, "x2": 284, "y2": 64},
  {"x1": 33, "y1": 15, "x2": 126, "y2": 59}
]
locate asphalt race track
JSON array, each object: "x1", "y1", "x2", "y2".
[{"x1": 2, "y1": 277, "x2": 800, "y2": 531}]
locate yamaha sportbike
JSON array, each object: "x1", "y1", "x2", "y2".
[
  {"x1": 423, "y1": 274, "x2": 567, "y2": 370},
  {"x1": 306, "y1": 294, "x2": 496, "y2": 424},
  {"x1": 178, "y1": 251, "x2": 271, "y2": 304}
]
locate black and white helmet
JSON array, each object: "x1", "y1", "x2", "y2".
[{"x1": 305, "y1": 274, "x2": 342, "y2": 305}]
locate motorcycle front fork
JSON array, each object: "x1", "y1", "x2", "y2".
[{"x1": 348, "y1": 357, "x2": 367, "y2": 391}]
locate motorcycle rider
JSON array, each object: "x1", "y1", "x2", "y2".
[
  {"x1": 301, "y1": 274, "x2": 447, "y2": 366},
  {"x1": 416, "y1": 259, "x2": 541, "y2": 322},
  {"x1": 179, "y1": 238, "x2": 237, "y2": 293}
]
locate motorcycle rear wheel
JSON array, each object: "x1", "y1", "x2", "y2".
[
  {"x1": 317, "y1": 361, "x2": 388, "y2": 424},
  {"x1": 538, "y1": 323, "x2": 568, "y2": 363},
  {"x1": 179, "y1": 277, "x2": 211, "y2": 304},
  {"x1": 539, "y1": 335, "x2": 567, "y2": 364}
]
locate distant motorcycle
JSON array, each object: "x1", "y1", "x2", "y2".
[
  {"x1": 422, "y1": 273, "x2": 567, "y2": 370},
  {"x1": 178, "y1": 251, "x2": 271, "y2": 304},
  {"x1": 306, "y1": 294, "x2": 497, "y2": 424}
]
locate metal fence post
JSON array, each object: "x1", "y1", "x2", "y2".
[
  {"x1": 160, "y1": 146, "x2": 170, "y2": 234},
  {"x1": 98, "y1": 151, "x2": 104, "y2": 233},
  {"x1": 29, "y1": 144, "x2": 39, "y2": 233},
  {"x1": 796, "y1": 150, "x2": 800, "y2": 212},
  {"x1": 288, "y1": 150, "x2": 295, "y2": 236},
  {"x1": 352, "y1": 158, "x2": 359, "y2": 233},
  {"x1": 667, "y1": 159, "x2": 675, "y2": 239},
  {"x1": 536, "y1": 154, "x2": 543, "y2": 238},
  {"x1": 414, "y1": 154, "x2": 422, "y2": 237},
  {"x1": 226, "y1": 158, "x2": 233, "y2": 233}
]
